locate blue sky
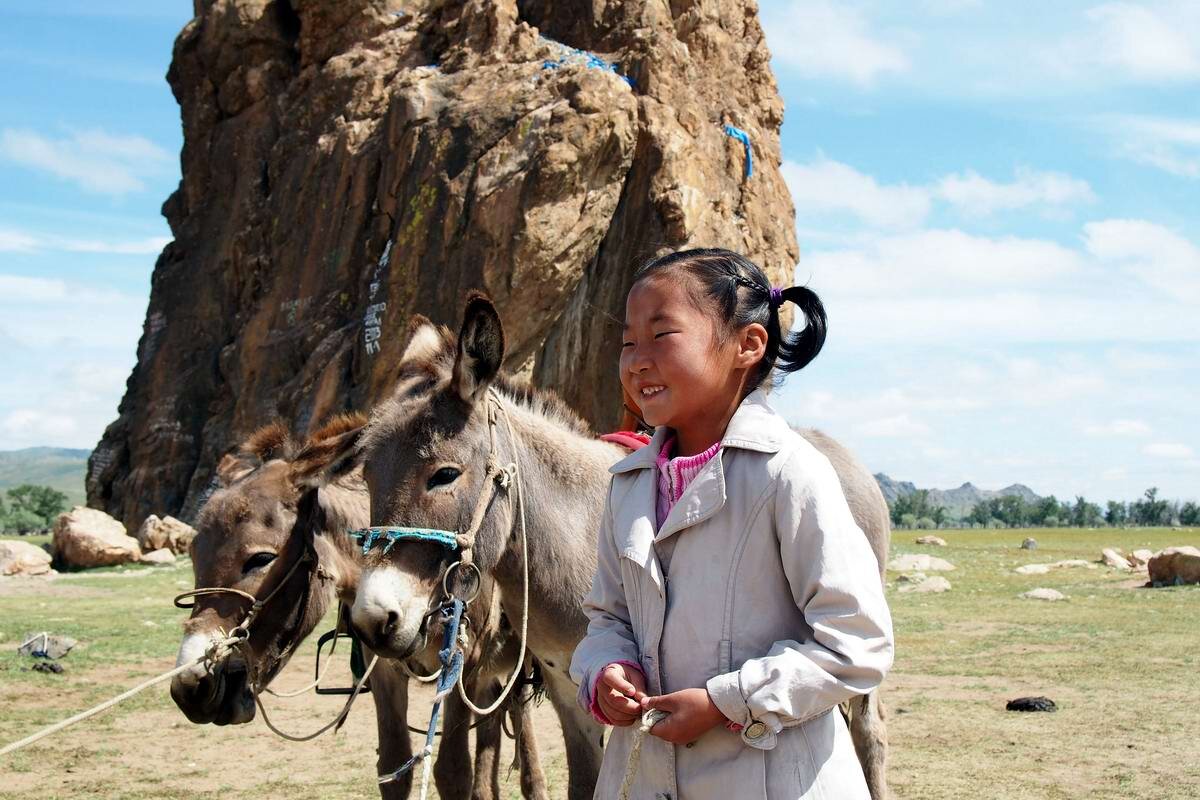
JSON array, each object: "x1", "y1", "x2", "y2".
[{"x1": 0, "y1": 1, "x2": 1196, "y2": 503}]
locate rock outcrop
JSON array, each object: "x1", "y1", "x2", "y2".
[
  {"x1": 52, "y1": 507, "x2": 142, "y2": 569},
  {"x1": 888, "y1": 554, "x2": 955, "y2": 572},
  {"x1": 87, "y1": 0, "x2": 800, "y2": 529}
]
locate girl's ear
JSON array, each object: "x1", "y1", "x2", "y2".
[{"x1": 735, "y1": 322, "x2": 769, "y2": 369}]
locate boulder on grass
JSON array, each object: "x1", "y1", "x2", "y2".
[
  {"x1": 887, "y1": 554, "x2": 955, "y2": 572},
  {"x1": 1148, "y1": 546, "x2": 1200, "y2": 586},
  {"x1": 1100, "y1": 548, "x2": 1131, "y2": 570},
  {"x1": 1021, "y1": 538, "x2": 1037, "y2": 550},
  {"x1": 135, "y1": 514, "x2": 196, "y2": 555},
  {"x1": 898, "y1": 575, "x2": 951, "y2": 594},
  {"x1": 141, "y1": 548, "x2": 176, "y2": 566},
  {"x1": 1020, "y1": 588, "x2": 1067, "y2": 602},
  {"x1": 1128, "y1": 549, "x2": 1154, "y2": 569},
  {"x1": 915, "y1": 535, "x2": 947, "y2": 547},
  {"x1": 0, "y1": 540, "x2": 54, "y2": 577},
  {"x1": 52, "y1": 507, "x2": 141, "y2": 569}
]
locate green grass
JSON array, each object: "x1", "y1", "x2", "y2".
[{"x1": 1, "y1": 528, "x2": 1198, "y2": 798}]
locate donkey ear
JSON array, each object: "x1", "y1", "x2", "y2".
[
  {"x1": 452, "y1": 292, "x2": 505, "y2": 404},
  {"x1": 215, "y1": 452, "x2": 258, "y2": 486},
  {"x1": 290, "y1": 418, "x2": 367, "y2": 489},
  {"x1": 399, "y1": 315, "x2": 445, "y2": 367}
]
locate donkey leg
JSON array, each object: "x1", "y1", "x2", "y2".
[
  {"x1": 512, "y1": 687, "x2": 550, "y2": 800},
  {"x1": 368, "y1": 660, "x2": 413, "y2": 800},
  {"x1": 848, "y1": 690, "x2": 890, "y2": 800},
  {"x1": 542, "y1": 667, "x2": 604, "y2": 800},
  {"x1": 435, "y1": 689, "x2": 475, "y2": 800},
  {"x1": 468, "y1": 681, "x2": 504, "y2": 800}
]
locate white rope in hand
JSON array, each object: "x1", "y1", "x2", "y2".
[{"x1": 619, "y1": 709, "x2": 669, "y2": 800}]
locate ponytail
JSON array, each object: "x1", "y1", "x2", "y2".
[{"x1": 774, "y1": 285, "x2": 827, "y2": 375}]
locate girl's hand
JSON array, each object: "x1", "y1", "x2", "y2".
[
  {"x1": 642, "y1": 688, "x2": 728, "y2": 744},
  {"x1": 596, "y1": 663, "x2": 647, "y2": 727}
]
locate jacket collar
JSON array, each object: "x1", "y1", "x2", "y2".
[{"x1": 609, "y1": 387, "x2": 784, "y2": 475}]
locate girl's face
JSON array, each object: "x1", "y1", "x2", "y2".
[{"x1": 620, "y1": 275, "x2": 751, "y2": 429}]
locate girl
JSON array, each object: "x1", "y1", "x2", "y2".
[{"x1": 570, "y1": 248, "x2": 894, "y2": 799}]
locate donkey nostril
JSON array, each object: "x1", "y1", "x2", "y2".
[{"x1": 384, "y1": 610, "x2": 399, "y2": 633}]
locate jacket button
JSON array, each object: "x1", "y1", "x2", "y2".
[{"x1": 744, "y1": 721, "x2": 767, "y2": 740}]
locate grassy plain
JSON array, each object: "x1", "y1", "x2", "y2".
[{"x1": 0, "y1": 527, "x2": 1197, "y2": 799}]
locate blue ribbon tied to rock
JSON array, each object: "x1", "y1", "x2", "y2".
[
  {"x1": 724, "y1": 123, "x2": 753, "y2": 178},
  {"x1": 349, "y1": 527, "x2": 459, "y2": 556}
]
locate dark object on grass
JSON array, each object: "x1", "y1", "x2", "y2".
[
  {"x1": 18, "y1": 632, "x2": 76, "y2": 660},
  {"x1": 31, "y1": 661, "x2": 64, "y2": 674},
  {"x1": 1007, "y1": 696, "x2": 1056, "y2": 712}
]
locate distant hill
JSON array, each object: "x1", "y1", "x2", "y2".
[
  {"x1": 0, "y1": 447, "x2": 90, "y2": 508},
  {"x1": 874, "y1": 473, "x2": 1041, "y2": 520}
]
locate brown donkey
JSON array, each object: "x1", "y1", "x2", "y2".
[
  {"x1": 295, "y1": 294, "x2": 891, "y2": 800},
  {"x1": 170, "y1": 419, "x2": 548, "y2": 800}
]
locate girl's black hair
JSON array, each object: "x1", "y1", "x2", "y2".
[{"x1": 631, "y1": 247, "x2": 827, "y2": 392}]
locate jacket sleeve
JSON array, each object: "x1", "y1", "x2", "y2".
[
  {"x1": 706, "y1": 447, "x2": 894, "y2": 748},
  {"x1": 569, "y1": 481, "x2": 642, "y2": 712}
]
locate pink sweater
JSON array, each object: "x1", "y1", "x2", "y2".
[{"x1": 589, "y1": 432, "x2": 723, "y2": 725}]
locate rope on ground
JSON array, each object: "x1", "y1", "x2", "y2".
[
  {"x1": 618, "y1": 708, "x2": 669, "y2": 800},
  {"x1": 0, "y1": 634, "x2": 240, "y2": 759}
]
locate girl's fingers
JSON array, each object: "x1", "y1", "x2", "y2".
[
  {"x1": 600, "y1": 666, "x2": 638, "y2": 697},
  {"x1": 604, "y1": 686, "x2": 641, "y2": 715}
]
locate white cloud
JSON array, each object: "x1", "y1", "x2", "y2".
[
  {"x1": 783, "y1": 158, "x2": 1095, "y2": 228},
  {"x1": 0, "y1": 228, "x2": 170, "y2": 255},
  {"x1": 1078, "y1": 2, "x2": 1200, "y2": 81},
  {"x1": 936, "y1": 167, "x2": 1096, "y2": 216},
  {"x1": 1084, "y1": 419, "x2": 1152, "y2": 437},
  {"x1": 810, "y1": 228, "x2": 1083, "y2": 297},
  {"x1": 1101, "y1": 115, "x2": 1200, "y2": 178},
  {"x1": 762, "y1": 1, "x2": 909, "y2": 86},
  {"x1": 0, "y1": 128, "x2": 171, "y2": 195},
  {"x1": 1143, "y1": 442, "x2": 1195, "y2": 459},
  {"x1": 783, "y1": 158, "x2": 930, "y2": 229},
  {"x1": 0, "y1": 274, "x2": 145, "y2": 349},
  {"x1": 855, "y1": 413, "x2": 931, "y2": 438},
  {"x1": 0, "y1": 229, "x2": 38, "y2": 252},
  {"x1": 1084, "y1": 219, "x2": 1200, "y2": 302}
]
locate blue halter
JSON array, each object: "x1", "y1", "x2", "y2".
[{"x1": 348, "y1": 526, "x2": 459, "y2": 556}]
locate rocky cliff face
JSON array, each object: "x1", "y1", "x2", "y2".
[{"x1": 89, "y1": 0, "x2": 799, "y2": 529}]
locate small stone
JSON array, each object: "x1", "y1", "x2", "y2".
[
  {"x1": 887, "y1": 554, "x2": 955, "y2": 572},
  {"x1": 31, "y1": 661, "x2": 64, "y2": 674},
  {"x1": 915, "y1": 535, "x2": 947, "y2": 547},
  {"x1": 899, "y1": 575, "x2": 951, "y2": 594},
  {"x1": 0, "y1": 540, "x2": 54, "y2": 577},
  {"x1": 1020, "y1": 588, "x2": 1067, "y2": 602},
  {"x1": 1015, "y1": 564, "x2": 1051, "y2": 575},
  {"x1": 1021, "y1": 538, "x2": 1037, "y2": 550},
  {"x1": 1006, "y1": 696, "x2": 1056, "y2": 712},
  {"x1": 896, "y1": 572, "x2": 928, "y2": 584},
  {"x1": 18, "y1": 632, "x2": 76, "y2": 659}
]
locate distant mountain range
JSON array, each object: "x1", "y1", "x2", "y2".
[
  {"x1": 874, "y1": 473, "x2": 1041, "y2": 520},
  {"x1": 0, "y1": 447, "x2": 89, "y2": 508}
]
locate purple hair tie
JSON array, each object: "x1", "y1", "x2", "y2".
[{"x1": 769, "y1": 286, "x2": 784, "y2": 308}]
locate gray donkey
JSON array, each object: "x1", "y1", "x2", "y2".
[
  {"x1": 294, "y1": 293, "x2": 891, "y2": 799},
  {"x1": 172, "y1": 417, "x2": 548, "y2": 800}
]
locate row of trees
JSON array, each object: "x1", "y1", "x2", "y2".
[
  {"x1": 890, "y1": 487, "x2": 1199, "y2": 530},
  {"x1": 0, "y1": 485, "x2": 69, "y2": 534}
]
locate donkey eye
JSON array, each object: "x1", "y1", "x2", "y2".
[
  {"x1": 427, "y1": 466, "x2": 462, "y2": 490},
  {"x1": 242, "y1": 552, "x2": 276, "y2": 573}
]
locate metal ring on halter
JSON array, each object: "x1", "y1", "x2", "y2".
[{"x1": 441, "y1": 560, "x2": 482, "y2": 604}]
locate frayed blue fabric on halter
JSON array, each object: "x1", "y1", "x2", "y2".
[
  {"x1": 349, "y1": 526, "x2": 458, "y2": 556},
  {"x1": 724, "y1": 124, "x2": 753, "y2": 178},
  {"x1": 540, "y1": 37, "x2": 636, "y2": 89}
]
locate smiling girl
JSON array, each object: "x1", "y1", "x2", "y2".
[{"x1": 570, "y1": 248, "x2": 894, "y2": 799}]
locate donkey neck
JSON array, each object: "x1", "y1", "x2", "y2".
[{"x1": 488, "y1": 392, "x2": 619, "y2": 637}]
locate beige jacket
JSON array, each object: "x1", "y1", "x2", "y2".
[{"x1": 570, "y1": 389, "x2": 894, "y2": 800}]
